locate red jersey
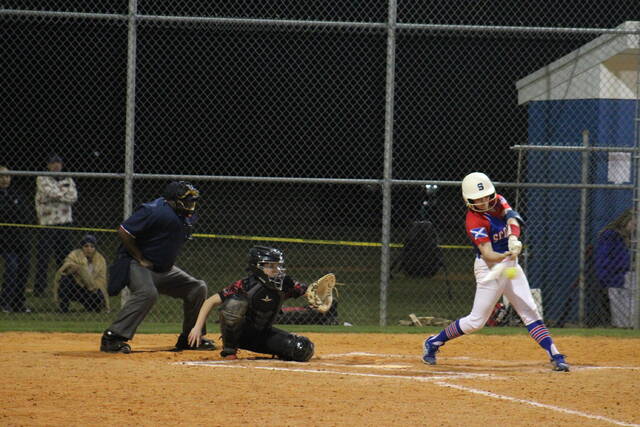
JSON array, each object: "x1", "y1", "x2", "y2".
[{"x1": 465, "y1": 194, "x2": 512, "y2": 256}]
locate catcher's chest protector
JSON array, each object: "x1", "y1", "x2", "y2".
[{"x1": 245, "y1": 279, "x2": 284, "y2": 329}]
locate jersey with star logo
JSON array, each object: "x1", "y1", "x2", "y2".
[{"x1": 218, "y1": 275, "x2": 308, "y2": 329}]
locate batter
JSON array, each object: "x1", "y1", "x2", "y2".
[{"x1": 422, "y1": 172, "x2": 570, "y2": 372}]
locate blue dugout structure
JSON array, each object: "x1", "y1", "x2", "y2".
[{"x1": 515, "y1": 21, "x2": 639, "y2": 323}]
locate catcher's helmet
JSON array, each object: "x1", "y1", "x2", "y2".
[
  {"x1": 247, "y1": 246, "x2": 286, "y2": 290},
  {"x1": 163, "y1": 181, "x2": 199, "y2": 217},
  {"x1": 461, "y1": 172, "x2": 496, "y2": 212}
]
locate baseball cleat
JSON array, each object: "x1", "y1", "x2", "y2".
[
  {"x1": 100, "y1": 330, "x2": 131, "y2": 354},
  {"x1": 551, "y1": 354, "x2": 570, "y2": 372},
  {"x1": 422, "y1": 336, "x2": 440, "y2": 365}
]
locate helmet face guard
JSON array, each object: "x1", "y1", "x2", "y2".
[
  {"x1": 259, "y1": 262, "x2": 286, "y2": 290},
  {"x1": 247, "y1": 246, "x2": 286, "y2": 290},
  {"x1": 466, "y1": 194, "x2": 497, "y2": 212},
  {"x1": 461, "y1": 172, "x2": 497, "y2": 212}
]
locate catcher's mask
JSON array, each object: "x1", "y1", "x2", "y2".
[
  {"x1": 163, "y1": 181, "x2": 199, "y2": 217},
  {"x1": 247, "y1": 246, "x2": 286, "y2": 290},
  {"x1": 461, "y1": 172, "x2": 496, "y2": 212}
]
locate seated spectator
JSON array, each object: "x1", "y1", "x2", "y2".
[
  {"x1": 53, "y1": 234, "x2": 109, "y2": 313},
  {"x1": 594, "y1": 209, "x2": 637, "y2": 328}
]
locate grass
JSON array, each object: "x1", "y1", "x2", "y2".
[
  {"x1": 2, "y1": 227, "x2": 631, "y2": 333},
  {"x1": 3, "y1": 236, "x2": 478, "y2": 327},
  {"x1": 2, "y1": 320, "x2": 639, "y2": 338}
]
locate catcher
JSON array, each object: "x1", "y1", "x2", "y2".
[{"x1": 188, "y1": 246, "x2": 336, "y2": 361}]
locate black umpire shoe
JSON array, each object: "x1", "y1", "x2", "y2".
[
  {"x1": 100, "y1": 330, "x2": 132, "y2": 354},
  {"x1": 174, "y1": 333, "x2": 217, "y2": 351}
]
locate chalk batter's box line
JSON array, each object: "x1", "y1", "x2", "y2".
[
  {"x1": 322, "y1": 352, "x2": 640, "y2": 370},
  {"x1": 177, "y1": 354, "x2": 640, "y2": 427},
  {"x1": 177, "y1": 360, "x2": 492, "y2": 382}
]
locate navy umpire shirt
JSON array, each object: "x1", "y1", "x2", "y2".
[{"x1": 119, "y1": 198, "x2": 191, "y2": 273}]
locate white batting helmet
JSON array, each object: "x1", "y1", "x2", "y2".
[{"x1": 461, "y1": 172, "x2": 497, "y2": 211}]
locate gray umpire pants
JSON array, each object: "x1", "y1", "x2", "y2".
[{"x1": 107, "y1": 260, "x2": 207, "y2": 340}]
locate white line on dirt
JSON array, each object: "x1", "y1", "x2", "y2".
[
  {"x1": 320, "y1": 352, "x2": 640, "y2": 371},
  {"x1": 435, "y1": 381, "x2": 640, "y2": 427},
  {"x1": 577, "y1": 366, "x2": 640, "y2": 371},
  {"x1": 178, "y1": 353, "x2": 640, "y2": 427},
  {"x1": 321, "y1": 352, "x2": 403, "y2": 358},
  {"x1": 178, "y1": 361, "x2": 491, "y2": 381},
  {"x1": 316, "y1": 362, "x2": 412, "y2": 369}
]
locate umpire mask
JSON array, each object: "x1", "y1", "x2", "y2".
[{"x1": 164, "y1": 181, "x2": 200, "y2": 217}]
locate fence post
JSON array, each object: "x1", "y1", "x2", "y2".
[
  {"x1": 634, "y1": 61, "x2": 640, "y2": 330},
  {"x1": 379, "y1": 0, "x2": 398, "y2": 327},
  {"x1": 578, "y1": 130, "x2": 589, "y2": 326},
  {"x1": 121, "y1": 0, "x2": 138, "y2": 307}
]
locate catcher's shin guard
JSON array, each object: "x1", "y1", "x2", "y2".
[{"x1": 219, "y1": 296, "x2": 248, "y2": 356}]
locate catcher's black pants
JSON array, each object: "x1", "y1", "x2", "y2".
[
  {"x1": 106, "y1": 260, "x2": 207, "y2": 340},
  {"x1": 237, "y1": 325, "x2": 298, "y2": 358}
]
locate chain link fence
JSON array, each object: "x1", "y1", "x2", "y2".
[{"x1": 1, "y1": 2, "x2": 639, "y2": 329}]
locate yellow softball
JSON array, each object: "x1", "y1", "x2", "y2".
[{"x1": 503, "y1": 266, "x2": 518, "y2": 279}]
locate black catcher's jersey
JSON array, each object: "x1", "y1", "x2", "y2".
[{"x1": 219, "y1": 275, "x2": 308, "y2": 329}]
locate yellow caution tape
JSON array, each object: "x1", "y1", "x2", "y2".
[{"x1": 0, "y1": 223, "x2": 472, "y2": 249}]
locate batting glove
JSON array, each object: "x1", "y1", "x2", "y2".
[{"x1": 508, "y1": 235, "x2": 522, "y2": 256}]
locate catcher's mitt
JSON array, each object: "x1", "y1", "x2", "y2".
[{"x1": 305, "y1": 273, "x2": 337, "y2": 314}]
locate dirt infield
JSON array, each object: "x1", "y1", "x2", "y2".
[{"x1": 1, "y1": 332, "x2": 639, "y2": 426}]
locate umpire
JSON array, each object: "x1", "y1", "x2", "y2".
[{"x1": 100, "y1": 181, "x2": 215, "y2": 353}]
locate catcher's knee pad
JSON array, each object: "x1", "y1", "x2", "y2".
[
  {"x1": 219, "y1": 297, "x2": 248, "y2": 352},
  {"x1": 282, "y1": 334, "x2": 314, "y2": 362},
  {"x1": 220, "y1": 296, "x2": 249, "y2": 325}
]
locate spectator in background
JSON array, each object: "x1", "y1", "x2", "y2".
[
  {"x1": 0, "y1": 166, "x2": 32, "y2": 313},
  {"x1": 595, "y1": 209, "x2": 637, "y2": 328},
  {"x1": 34, "y1": 154, "x2": 77, "y2": 297},
  {"x1": 53, "y1": 234, "x2": 109, "y2": 313}
]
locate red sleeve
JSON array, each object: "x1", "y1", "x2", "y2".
[
  {"x1": 493, "y1": 194, "x2": 511, "y2": 218},
  {"x1": 218, "y1": 279, "x2": 245, "y2": 301},
  {"x1": 466, "y1": 211, "x2": 491, "y2": 245},
  {"x1": 493, "y1": 194, "x2": 521, "y2": 237},
  {"x1": 283, "y1": 276, "x2": 308, "y2": 299},
  {"x1": 291, "y1": 281, "x2": 308, "y2": 299}
]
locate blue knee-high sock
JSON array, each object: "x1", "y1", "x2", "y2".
[
  {"x1": 526, "y1": 320, "x2": 559, "y2": 358},
  {"x1": 430, "y1": 319, "x2": 464, "y2": 346}
]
